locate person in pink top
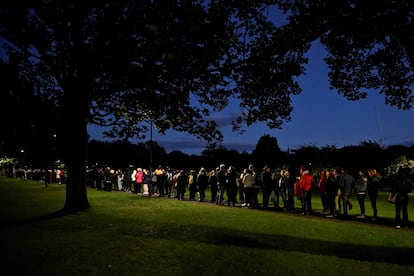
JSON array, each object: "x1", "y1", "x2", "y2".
[{"x1": 134, "y1": 168, "x2": 143, "y2": 194}]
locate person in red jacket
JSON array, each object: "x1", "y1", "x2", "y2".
[{"x1": 299, "y1": 165, "x2": 314, "y2": 215}]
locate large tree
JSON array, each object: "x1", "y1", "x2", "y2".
[
  {"x1": 1, "y1": 1, "x2": 413, "y2": 213},
  {"x1": 1, "y1": 1, "x2": 303, "y2": 212}
]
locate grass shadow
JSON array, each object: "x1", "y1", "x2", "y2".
[
  {"x1": 0, "y1": 208, "x2": 74, "y2": 229},
  {"x1": 148, "y1": 221, "x2": 414, "y2": 266}
]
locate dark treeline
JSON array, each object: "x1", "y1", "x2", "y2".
[
  {"x1": 4, "y1": 132, "x2": 413, "y2": 181},
  {"x1": 86, "y1": 138, "x2": 414, "y2": 176}
]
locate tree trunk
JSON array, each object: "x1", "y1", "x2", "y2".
[
  {"x1": 63, "y1": 139, "x2": 90, "y2": 213},
  {"x1": 62, "y1": 83, "x2": 90, "y2": 213}
]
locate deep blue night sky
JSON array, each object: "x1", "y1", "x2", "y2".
[{"x1": 89, "y1": 41, "x2": 414, "y2": 155}]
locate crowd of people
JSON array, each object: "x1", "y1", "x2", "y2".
[{"x1": 86, "y1": 163, "x2": 414, "y2": 229}]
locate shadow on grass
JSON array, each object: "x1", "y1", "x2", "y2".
[
  {"x1": 211, "y1": 231, "x2": 413, "y2": 265},
  {"x1": 0, "y1": 208, "x2": 74, "y2": 229},
  {"x1": 147, "y1": 221, "x2": 414, "y2": 266}
]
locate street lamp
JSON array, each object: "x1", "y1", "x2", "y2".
[
  {"x1": 52, "y1": 133, "x2": 57, "y2": 160},
  {"x1": 149, "y1": 119, "x2": 153, "y2": 171},
  {"x1": 19, "y1": 149, "x2": 25, "y2": 168}
]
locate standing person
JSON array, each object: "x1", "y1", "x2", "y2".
[
  {"x1": 103, "y1": 167, "x2": 113, "y2": 191},
  {"x1": 170, "y1": 170, "x2": 179, "y2": 198},
  {"x1": 355, "y1": 170, "x2": 368, "y2": 219},
  {"x1": 238, "y1": 169, "x2": 247, "y2": 204},
  {"x1": 155, "y1": 165, "x2": 166, "y2": 197},
  {"x1": 176, "y1": 170, "x2": 187, "y2": 200},
  {"x1": 260, "y1": 165, "x2": 273, "y2": 209},
  {"x1": 325, "y1": 169, "x2": 339, "y2": 218},
  {"x1": 241, "y1": 168, "x2": 256, "y2": 208},
  {"x1": 392, "y1": 167, "x2": 414, "y2": 229},
  {"x1": 123, "y1": 165, "x2": 134, "y2": 192},
  {"x1": 284, "y1": 167, "x2": 296, "y2": 212},
  {"x1": 299, "y1": 165, "x2": 314, "y2": 215},
  {"x1": 96, "y1": 167, "x2": 104, "y2": 190},
  {"x1": 142, "y1": 168, "x2": 151, "y2": 196},
  {"x1": 130, "y1": 168, "x2": 137, "y2": 191},
  {"x1": 279, "y1": 167, "x2": 291, "y2": 211},
  {"x1": 134, "y1": 168, "x2": 143, "y2": 194},
  {"x1": 271, "y1": 168, "x2": 281, "y2": 208},
  {"x1": 335, "y1": 169, "x2": 342, "y2": 214},
  {"x1": 188, "y1": 170, "x2": 197, "y2": 201},
  {"x1": 44, "y1": 168, "x2": 52, "y2": 188},
  {"x1": 165, "y1": 169, "x2": 173, "y2": 198},
  {"x1": 197, "y1": 168, "x2": 209, "y2": 202},
  {"x1": 59, "y1": 169, "x2": 66, "y2": 185},
  {"x1": 226, "y1": 166, "x2": 238, "y2": 206},
  {"x1": 150, "y1": 170, "x2": 159, "y2": 196},
  {"x1": 116, "y1": 169, "x2": 124, "y2": 191},
  {"x1": 56, "y1": 168, "x2": 62, "y2": 184},
  {"x1": 249, "y1": 164, "x2": 260, "y2": 209},
  {"x1": 339, "y1": 169, "x2": 354, "y2": 216},
  {"x1": 208, "y1": 168, "x2": 218, "y2": 203},
  {"x1": 216, "y1": 164, "x2": 227, "y2": 205},
  {"x1": 367, "y1": 169, "x2": 382, "y2": 221},
  {"x1": 318, "y1": 169, "x2": 329, "y2": 214}
]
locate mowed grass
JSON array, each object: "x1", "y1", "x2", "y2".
[{"x1": 0, "y1": 176, "x2": 413, "y2": 276}]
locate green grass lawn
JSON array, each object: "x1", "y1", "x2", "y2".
[{"x1": 0, "y1": 176, "x2": 413, "y2": 276}]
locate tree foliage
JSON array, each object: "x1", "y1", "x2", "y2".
[
  {"x1": 0, "y1": 59, "x2": 62, "y2": 166},
  {"x1": 277, "y1": 0, "x2": 414, "y2": 109},
  {"x1": 252, "y1": 134, "x2": 284, "y2": 169}
]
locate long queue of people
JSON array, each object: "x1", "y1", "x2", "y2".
[{"x1": 86, "y1": 163, "x2": 414, "y2": 229}]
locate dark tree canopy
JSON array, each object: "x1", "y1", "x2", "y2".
[
  {"x1": 0, "y1": 59, "x2": 63, "y2": 166},
  {"x1": 1, "y1": 0, "x2": 413, "y2": 212},
  {"x1": 277, "y1": 0, "x2": 414, "y2": 109},
  {"x1": 252, "y1": 134, "x2": 284, "y2": 169}
]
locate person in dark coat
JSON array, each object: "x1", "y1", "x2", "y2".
[
  {"x1": 325, "y1": 169, "x2": 339, "y2": 218},
  {"x1": 216, "y1": 164, "x2": 227, "y2": 205},
  {"x1": 176, "y1": 170, "x2": 187, "y2": 200},
  {"x1": 208, "y1": 168, "x2": 218, "y2": 203},
  {"x1": 260, "y1": 165, "x2": 273, "y2": 209},
  {"x1": 197, "y1": 168, "x2": 209, "y2": 202},
  {"x1": 367, "y1": 169, "x2": 382, "y2": 221},
  {"x1": 339, "y1": 169, "x2": 354, "y2": 215},
  {"x1": 226, "y1": 166, "x2": 238, "y2": 206},
  {"x1": 392, "y1": 167, "x2": 414, "y2": 228}
]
